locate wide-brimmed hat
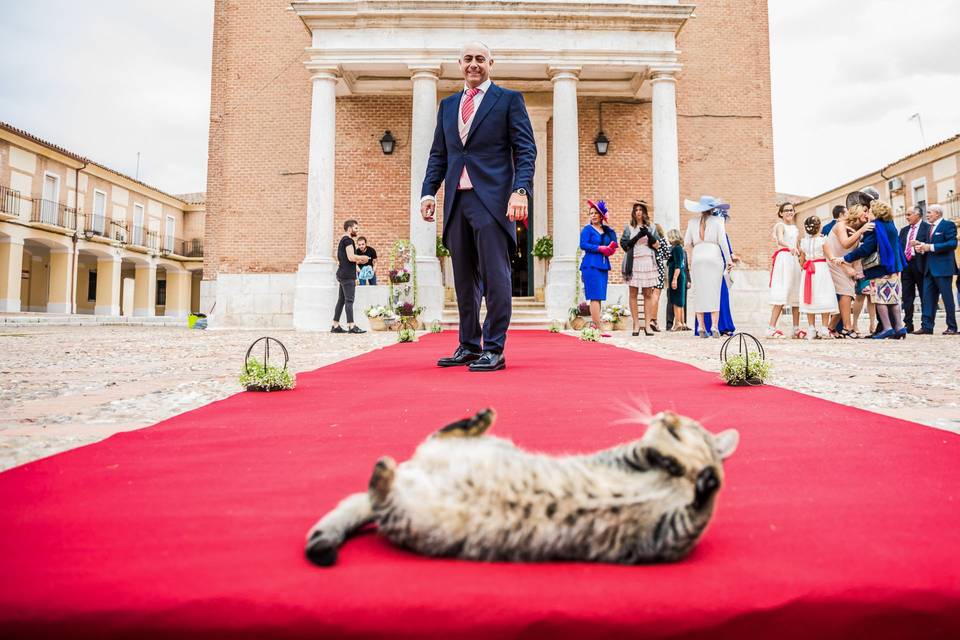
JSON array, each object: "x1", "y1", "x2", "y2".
[
  {"x1": 586, "y1": 199, "x2": 609, "y2": 220},
  {"x1": 684, "y1": 195, "x2": 730, "y2": 213},
  {"x1": 845, "y1": 187, "x2": 880, "y2": 209}
]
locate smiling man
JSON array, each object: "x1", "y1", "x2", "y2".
[{"x1": 420, "y1": 42, "x2": 537, "y2": 371}]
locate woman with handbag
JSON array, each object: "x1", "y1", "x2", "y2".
[
  {"x1": 836, "y1": 198, "x2": 907, "y2": 339},
  {"x1": 620, "y1": 200, "x2": 661, "y2": 336}
]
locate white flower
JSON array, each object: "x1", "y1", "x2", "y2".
[{"x1": 601, "y1": 313, "x2": 614, "y2": 322}]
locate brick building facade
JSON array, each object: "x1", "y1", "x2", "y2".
[{"x1": 203, "y1": 0, "x2": 777, "y2": 328}]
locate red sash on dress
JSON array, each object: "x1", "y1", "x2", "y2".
[
  {"x1": 769, "y1": 248, "x2": 789, "y2": 287},
  {"x1": 802, "y1": 258, "x2": 826, "y2": 304}
]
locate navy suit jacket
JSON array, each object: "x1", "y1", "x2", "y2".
[
  {"x1": 899, "y1": 220, "x2": 930, "y2": 273},
  {"x1": 421, "y1": 83, "x2": 536, "y2": 250},
  {"x1": 924, "y1": 218, "x2": 959, "y2": 277}
]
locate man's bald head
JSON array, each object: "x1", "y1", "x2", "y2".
[{"x1": 458, "y1": 42, "x2": 494, "y2": 88}]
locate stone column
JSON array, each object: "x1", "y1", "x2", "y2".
[
  {"x1": 0, "y1": 237, "x2": 24, "y2": 312},
  {"x1": 95, "y1": 254, "x2": 121, "y2": 316},
  {"x1": 527, "y1": 105, "x2": 551, "y2": 301},
  {"x1": 47, "y1": 249, "x2": 73, "y2": 313},
  {"x1": 133, "y1": 262, "x2": 157, "y2": 316},
  {"x1": 164, "y1": 269, "x2": 191, "y2": 318},
  {"x1": 651, "y1": 70, "x2": 680, "y2": 233},
  {"x1": 293, "y1": 65, "x2": 341, "y2": 330},
  {"x1": 545, "y1": 66, "x2": 581, "y2": 322},
  {"x1": 408, "y1": 64, "x2": 443, "y2": 322}
]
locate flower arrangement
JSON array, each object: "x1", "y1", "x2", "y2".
[
  {"x1": 389, "y1": 268, "x2": 411, "y2": 284},
  {"x1": 549, "y1": 320, "x2": 563, "y2": 333},
  {"x1": 397, "y1": 327, "x2": 417, "y2": 343},
  {"x1": 366, "y1": 305, "x2": 388, "y2": 318},
  {"x1": 436, "y1": 236, "x2": 450, "y2": 258},
  {"x1": 604, "y1": 300, "x2": 629, "y2": 320},
  {"x1": 395, "y1": 302, "x2": 423, "y2": 317},
  {"x1": 428, "y1": 321, "x2": 443, "y2": 334},
  {"x1": 720, "y1": 352, "x2": 770, "y2": 386},
  {"x1": 579, "y1": 326, "x2": 601, "y2": 342},
  {"x1": 239, "y1": 357, "x2": 295, "y2": 392},
  {"x1": 532, "y1": 235, "x2": 553, "y2": 260}
]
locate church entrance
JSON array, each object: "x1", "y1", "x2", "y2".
[{"x1": 511, "y1": 219, "x2": 532, "y2": 297}]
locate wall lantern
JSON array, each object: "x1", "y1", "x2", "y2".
[
  {"x1": 379, "y1": 130, "x2": 396, "y2": 155},
  {"x1": 82, "y1": 228, "x2": 95, "y2": 240},
  {"x1": 594, "y1": 131, "x2": 610, "y2": 156}
]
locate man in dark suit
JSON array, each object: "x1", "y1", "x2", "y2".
[
  {"x1": 898, "y1": 206, "x2": 931, "y2": 332},
  {"x1": 913, "y1": 204, "x2": 958, "y2": 334},
  {"x1": 420, "y1": 42, "x2": 536, "y2": 371}
]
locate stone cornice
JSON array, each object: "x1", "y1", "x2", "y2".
[
  {"x1": 291, "y1": 1, "x2": 695, "y2": 33},
  {"x1": 305, "y1": 48, "x2": 680, "y2": 69}
]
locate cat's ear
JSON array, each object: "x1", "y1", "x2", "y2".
[{"x1": 714, "y1": 429, "x2": 739, "y2": 460}]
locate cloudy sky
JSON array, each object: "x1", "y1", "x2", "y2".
[{"x1": 0, "y1": 0, "x2": 958, "y2": 199}]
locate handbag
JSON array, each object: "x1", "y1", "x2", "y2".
[
  {"x1": 861, "y1": 251, "x2": 881, "y2": 270},
  {"x1": 358, "y1": 265, "x2": 374, "y2": 281}
]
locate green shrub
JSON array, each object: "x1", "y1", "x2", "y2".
[
  {"x1": 239, "y1": 358, "x2": 295, "y2": 391},
  {"x1": 436, "y1": 236, "x2": 451, "y2": 257},
  {"x1": 532, "y1": 235, "x2": 553, "y2": 259},
  {"x1": 720, "y1": 353, "x2": 770, "y2": 385}
]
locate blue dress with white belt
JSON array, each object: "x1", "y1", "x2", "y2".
[{"x1": 580, "y1": 224, "x2": 617, "y2": 301}]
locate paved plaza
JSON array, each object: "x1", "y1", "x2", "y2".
[{"x1": 0, "y1": 325, "x2": 957, "y2": 472}]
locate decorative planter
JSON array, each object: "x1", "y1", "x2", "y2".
[
  {"x1": 726, "y1": 377, "x2": 764, "y2": 387},
  {"x1": 369, "y1": 316, "x2": 387, "y2": 331},
  {"x1": 569, "y1": 316, "x2": 588, "y2": 331}
]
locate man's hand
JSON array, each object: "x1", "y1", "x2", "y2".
[
  {"x1": 506, "y1": 192, "x2": 528, "y2": 223},
  {"x1": 421, "y1": 199, "x2": 436, "y2": 222},
  {"x1": 355, "y1": 256, "x2": 369, "y2": 264}
]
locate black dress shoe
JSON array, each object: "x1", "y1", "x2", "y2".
[
  {"x1": 912, "y1": 328, "x2": 933, "y2": 335},
  {"x1": 468, "y1": 351, "x2": 506, "y2": 372},
  {"x1": 437, "y1": 346, "x2": 482, "y2": 367},
  {"x1": 944, "y1": 329, "x2": 958, "y2": 335}
]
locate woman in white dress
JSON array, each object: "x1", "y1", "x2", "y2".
[
  {"x1": 767, "y1": 202, "x2": 802, "y2": 338},
  {"x1": 798, "y1": 216, "x2": 839, "y2": 339},
  {"x1": 683, "y1": 196, "x2": 733, "y2": 338}
]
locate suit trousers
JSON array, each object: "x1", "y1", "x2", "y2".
[
  {"x1": 448, "y1": 190, "x2": 512, "y2": 353},
  {"x1": 900, "y1": 259, "x2": 924, "y2": 329},
  {"x1": 921, "y1": 273, "x2": 957, "y2": 332}
]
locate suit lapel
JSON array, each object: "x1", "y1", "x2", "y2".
[
  {"x1": 446, "y1": 91, "x2": 465, "y2": 149},
  {"x1": 464, "y1": 83, "x2": 502, "y2": 147}
]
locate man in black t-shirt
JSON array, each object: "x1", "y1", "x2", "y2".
[
  {"x1": 332, "y1": 219, "x2": 369, "y2": 334},
  {"x1": 355, "y1": 236, "x2": 377, "y2": 285}
]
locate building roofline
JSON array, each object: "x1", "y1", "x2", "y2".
[
  {"x1": 0, "y1": 120, "x2": 198, "y2": 208},
  {"x1": 797, "y1": 132, "x2": 960, "y2": 207}
]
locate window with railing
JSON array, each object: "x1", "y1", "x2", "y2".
[
  {"x1": 92, "y1": 190, "x2": 107, "y2": 233},
  {"x1": 30, "y1": 199, "x2": 77, "y2": 230},
  {"x1": 0, "y1": 185, "x2": 21, "y2": 216}
]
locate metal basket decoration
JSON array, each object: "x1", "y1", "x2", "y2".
[
  {"x1": 719, "y1": 332, "x2": 768, "y2": 387},
  {"x1": 242, "y1": 336, "x2": 294, "y2": 392}
]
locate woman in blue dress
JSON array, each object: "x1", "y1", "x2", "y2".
[{"x1": 579, "y1": 199, "x2": 618, "y2": 328}]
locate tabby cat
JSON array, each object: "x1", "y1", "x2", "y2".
[{"x1": 305, "y1": 408, "x2": 738, "y2": 566}]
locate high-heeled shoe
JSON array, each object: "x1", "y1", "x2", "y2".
[
  {"x1": 893, "y1": 327, "x2": 908, "y2": 339},
  {"x1": 632, "y1": 330, "x2": 640, "y2": 336},
  {"x1": 870, "y1": 329, "x2": 895, "y2": 340},
  {"x1": 649, "y1": 320, "x2": 660, "y2": 333},
  {"x1": 644, "y1": 326, "x2": 654, "y2": 337}
]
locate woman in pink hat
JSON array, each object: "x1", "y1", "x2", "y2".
[{"x1": 579, "y1": 199, "x2": 618, "y2": 328}]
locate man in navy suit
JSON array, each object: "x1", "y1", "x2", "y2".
[
  {"x1": 898, "y1": 206, "x2": 931, "y2": 332},
  {"x1": 912, "y1": 204, "x2": 958, "y2": 334},
  {"x1": 420, "y1": 42, "x2": 536, "y2": 371}
]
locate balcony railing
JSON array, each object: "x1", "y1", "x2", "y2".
[
  {"x1": 30, "y1": 199, "x2": 77, "y2": 230},
  {"x1": 1, "y1": 185, "x2": 21, "y2": 216},
  {"x1": 161, "y1": 237, "x2": 203, "y2": 258},
  {"x1": 129, "y1": 225, "x2": 160, "y2": 251},
  {"x1": 84, "y1": 213, "x2": 108, "y2": 237}
]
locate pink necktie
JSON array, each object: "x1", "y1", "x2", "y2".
[
  {"x1": 905, "y1": 225, "x2": 916, "y2": 261},
  {"x1": 461, "y1": 87, "x2": 480, "y2": 125}
]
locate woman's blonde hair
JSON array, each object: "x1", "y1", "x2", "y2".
[
  {"x1": 870, "y1": 200, "x2": 893, "y2": 222},
  {"x1": 666, "y1": 229, "x2": 683, "y2": 245},
  {"x1": 844, "y1": 204, "x2": 866, "y2": 229}
]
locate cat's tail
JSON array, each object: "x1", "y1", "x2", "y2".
[{"x1": 305, "y1": 492, "x2": 374, "y2": 567}]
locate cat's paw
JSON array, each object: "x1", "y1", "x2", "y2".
[
  {"x1": 693, "y1": 466, "x2": 721, "y2": 509},
  {"x1": 305, "y1": 530, "x2": 339, "y2": 567}
]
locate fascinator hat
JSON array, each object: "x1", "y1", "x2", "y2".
[
  {"x1": 586, "y1": 199, "x2": 609, "y2": 221},
  {"x1": 684, "y1": 195, "x2": 730, "y2": 216}
]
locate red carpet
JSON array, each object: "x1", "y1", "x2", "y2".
[{"x1": 1, "y1": 331, "x2": 959, "y2": 639}]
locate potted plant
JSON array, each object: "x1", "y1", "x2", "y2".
[
  {"x1": 239, "y1": 357, "x2": 295, "y2": 392},
  {"x1": 720, "y1": 352, "x2": 770, "y2": 386},
  {"x1": 568, "y1": 301, "x2": 591, "y2": 331},
  {"x1": 395, "y1": 301, "x2": 424, "y2": 330},
  {"x1": 579, "y1": 325, "x2": 601, "y2": 342},
  {"x1": 366, "y1": 305, "x2": 390, "y2": 331},
  {"x1": 602, "y1": 301, "x2": 630, "y2": 331},
  {"x1": 397, "y1": 327, "x2": 417, "y2": 343},
  {"x1": 532, "y1": 235, "x2": 553, "y2": 302},
  {"x1": 548, "y1": 320, "x2": 563, "y2": 333},
  {"x1": 389, "y1": 267, "x2": 411, "y2": 284}
]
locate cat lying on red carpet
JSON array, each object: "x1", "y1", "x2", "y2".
[{"x1": 305, "y1": 409, "x2": 738, "y2": 566}]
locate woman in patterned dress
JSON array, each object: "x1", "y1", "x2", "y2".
[{"x1": 620, "y1": 200, "x2": 661, "y2": 336}]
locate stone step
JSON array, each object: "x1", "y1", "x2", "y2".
[{"x1": 0, "y1": 313, "x2": 189, "y2": 327}]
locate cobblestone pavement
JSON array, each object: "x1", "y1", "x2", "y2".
[{"x1": 1, "y1": 325, "x2": 957, "y2": 472}]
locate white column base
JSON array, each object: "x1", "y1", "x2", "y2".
[
  {"x1": 164, "y1": 308, "x2": 189, "y2": 319},
  {"x1": 0, "y1": 298, "x2": 21, "y2": 312},
  {"x1": 545, "y1": 256, "x2": 578, "y2": 323},
  {"x1": 133, "y1": 307, "x2": 154, "y2": 317},
  {"x1": 293, "y1": 258, "x2": 339, "y2": 331},
  {"x1": 95, "y1": 305, "x2": 120, "y2": 316},
  {"x1": 415, "y1": 256, "x2": 444, "y2": 325},
  {"x1": 46, "y1": 302, "x2": 71, "y2": 314}
]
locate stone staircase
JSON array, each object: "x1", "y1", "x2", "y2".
[
  {"x1": 0, "y1": 312, "x2": 188, "y2": 327},
  {"x1": 441, "y1": 296, "x2": 552, "y2": 330}
]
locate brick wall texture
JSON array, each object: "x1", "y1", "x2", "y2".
[{"x1": 205, "y1": 0, "x2": 776, "y2": 282}]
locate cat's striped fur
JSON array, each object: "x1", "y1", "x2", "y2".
[{"x1": 305, "y1": 409, "x2": 738, "y2": 566}]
